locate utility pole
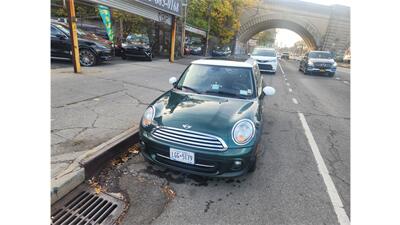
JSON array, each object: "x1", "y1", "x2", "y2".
[
  {"x1": 180, "y1": 0, "x2": 188, "y2": 57},
  {"x1": 67, "y1": 0, "x2": 81, "y2": 73},
  {"x1": 169, "y1": 15, "x2": 177, "y2": 63},
  {"x1": 204, "y1": 2, "x2": 212, "y2": 56}
]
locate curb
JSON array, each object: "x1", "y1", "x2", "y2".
[{"x1": 51, "y1": 127, "x2": 140, "y2": 205}]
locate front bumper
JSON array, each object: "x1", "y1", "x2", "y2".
[
  {"x1": 121, "y1": 48, "x2": 152, "y2": 58},
  {"x1": 96, "y1": 48, "x2": 113, "y2": 61},
  {"x1": 257, "y1": 62, "x2": 277, "y2": 72},
  {"x1": 139, "y1": 129, "x2": 256, "y2": 177},
  {"x1": 306, "y1": 66, "x2": 336, "y2": 74}
]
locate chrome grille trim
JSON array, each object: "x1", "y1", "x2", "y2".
[
  {"x1": 151, "y1": 126, "x2": 228, "y2": 151},
  {"x1": 156, "y1": 153, "x2": 215, "y2": 168}
]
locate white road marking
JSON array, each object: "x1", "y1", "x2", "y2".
[
  {"x1": 288, "y1": 88, "x2": 293, "y2": 92},
  {"x1": 335, "y1": 77, "x2": 341, "y2": 80},
  {"x1": 278, "y1": 62, "x2": 285, "y2": 74},
  {"x1": 285, "y1": 78, "x2": 288, "y2": 81},
  {"x1": 297, "y1": 112, "x2": 350, "y2": 225},
  {"x1": 343, "y1": 81, "x2": 350, "y2": 84},
  {"x1": 292, "y1": 98, "x2": 298, "y2": 104},
  {"x1": 286, "y1": 83, "x2": 290, "y2": 86}
]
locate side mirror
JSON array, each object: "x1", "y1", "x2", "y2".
[
  {"x1": 263, "y1": 86, "x2": 276, "y2": 96},
  {"x1": 169, "y1": 77, "x2": 177, "y2": 85}
]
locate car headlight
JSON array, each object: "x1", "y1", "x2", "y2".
[
  {"x1": 142, "y1": 106, "x2": 155, "y2": 127},
  {"x1": 232, "y1": 119, "x2": 255, "y2": 145},
  {"x1": 93, "y1": 43, "x2": 108, "y2": 49},
  {"x1": 308, "y1": 60, "x2": 314, "y2": 66},
  {"x1": 333, "y1": 62, "x2": 337, "y2": 67}
]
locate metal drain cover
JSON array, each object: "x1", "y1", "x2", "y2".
[{"x1": 51, "y1": 184, "x2": 126, "y2": 225}]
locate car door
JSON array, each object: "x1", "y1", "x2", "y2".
[{"x1": 51, "y1": 25, "x2": 70, "y2": 58}]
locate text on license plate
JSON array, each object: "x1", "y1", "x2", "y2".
[{"x1": 170, "y1": 148, "x2": 195, "y2": 164}]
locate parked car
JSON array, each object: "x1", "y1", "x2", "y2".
[
  {"x1": 139, "y1": 59, "x2": 275, "y2": 177},
  {"x1": 299, "y1": 51, "x2": 337, "y2": 77},
  {"x1": 281, "y1": 52, "x2": 290, "y2": 60},
  {"x1": 249, "y1": 47, "x2": 278, "y2": 74},
  {"x1": 77, "y1": 23, "x2": 109, "y2": 40},
  {"x1": 51, "y1": 22, "x2": 113, "y2": 66},
  {"x1": 120, "y1": 34, "x2": 153, "y2": 61},
  {"x1": 343, "y1": 48, "x2": 351, "y2": 63},
  {"x1": 211, "y1": 46, "x2": 232, "y2": 57},
  {"x1": 189, "y1": 44, "x2": 203, "y2": 55}
]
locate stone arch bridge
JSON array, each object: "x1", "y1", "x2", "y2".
[{"x1": 235, "y1": 0, "x2": 350, "y2": 58}]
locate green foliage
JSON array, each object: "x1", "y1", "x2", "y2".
[
  {"x1": 187, "y1": 0, "x2": 260, "y2": 45},
  {"x1": 253, "y1": 30, "x2": 276, "y2": 46}
]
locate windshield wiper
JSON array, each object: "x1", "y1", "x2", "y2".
[
  {"x1": 180, "y1": 85, "x2": 202, "y2": 94},
  {"x1": 204, "y1": 90, "x2": 247, "y2": 99}
]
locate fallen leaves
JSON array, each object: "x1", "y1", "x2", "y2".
[
  {"x1": 88, "y1": 177, "x2": 106, "y2": 194},
  {"x1": 161, "y1": 185, "x2": 176, "y2": 201}
]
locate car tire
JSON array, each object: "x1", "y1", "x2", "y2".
[
  {"x1": 121, "y1": 54, "x2": 127, "y2": 60},
  {"x1": 248, "y1": 156, "x2": 256, "y2": 173},
  {"x1": 79, "y1": 49, "x2": 97, "y2": 67}
]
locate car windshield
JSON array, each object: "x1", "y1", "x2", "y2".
[
  {"x1": 309, "y1": 52, "x2": 332, "y2": 59},
  {"x1": 176, "y1": 64, "x2": 255, "y2": 99},
  {"x1": 126, "y1": 34, "x2": 149, "y2": 44},
  {"x1": 252, "y1": 49, "x2": 276, "y2": 57}
]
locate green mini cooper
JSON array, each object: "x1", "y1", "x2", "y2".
[{"x1": 139, "y1": 59, "x2": 275, "y2": 177}]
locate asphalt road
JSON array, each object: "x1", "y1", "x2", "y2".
[
  {"x1": 94, "y1": 58, "x2": 350, "y2": 225},
  {"x1": 148, "y1": 59, "x2": 350, "y2": 225}
]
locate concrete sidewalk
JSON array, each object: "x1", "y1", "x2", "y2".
[{"x1": 51, "y1": 58, "x2": 190, "y2": 201}]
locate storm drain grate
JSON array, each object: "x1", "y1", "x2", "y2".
[{"x1": 51, "y1": 185, "x2": 126, "y2": 225}]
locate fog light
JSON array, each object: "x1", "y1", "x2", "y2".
[
  {"x1": 231, "y1": 160, "x2": 243, "y2": 171},
  {"x1": 234, "y1": 161, "x2": 242, "y2": 166}
]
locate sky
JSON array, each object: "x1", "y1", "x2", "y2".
[
  {"x1": 273, "y1": 0, "x2": 350, "y2": 47},
  {"x1": 301, "y1": 0, "x2": 351, "y2": 7},
  {"x1": 275, "y1": 29, "x2": 302, "y2": 48}
]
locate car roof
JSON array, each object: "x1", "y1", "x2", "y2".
[{"x1": 192, "y1": 59, "x2": 254, "y2": 68}]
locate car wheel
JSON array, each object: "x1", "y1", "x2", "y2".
[
  {"x1": 79, "y1": 49, "x2": 97, "y2": 67},
  {"x1": 121, "y1": 54, "x2": 127, "y2": 60}
]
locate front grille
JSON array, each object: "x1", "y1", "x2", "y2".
[
  {"x1": 258, "y1": 64, "x2": 272, "y2": 70},
  {"x1": 152, "y1": 126, "x2": 227, "y2": 151},
  {"x1": 314, "y1": 62, "x2": 332, "y2": 68},
  {"x1": 155, "y1": 153, "x2": 218, "y2": 173}
]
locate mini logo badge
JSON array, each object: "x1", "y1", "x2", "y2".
[{"x1": 182, "y1": 124, "x2": 192, "y2": 129}]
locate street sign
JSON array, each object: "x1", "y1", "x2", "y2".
[{"x1": 136, "y1": 0, "x2": 182, "y2": 16}]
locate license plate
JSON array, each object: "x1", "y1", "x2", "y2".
[
  {"x1": 320, "y1": 69, "x2": 325, "y2": 72},
  {"x1": 170, "y1": 148, "x2": 195, "y2": 164}
]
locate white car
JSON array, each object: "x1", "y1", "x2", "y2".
[{"x1": 249, "y1": 48, "x2": 278, "y2": 74}]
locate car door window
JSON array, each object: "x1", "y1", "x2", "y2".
[{"x1": 51, "y1": 26, "x2": 63, "y2": 38}]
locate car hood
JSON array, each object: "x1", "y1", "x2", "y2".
[
  {"x1": 82, "y1": 34, "x2": 112, "y2": 46},
  {"x1": 150, "y1": 90, "x2": 259, "y2": 145},
  {"x1": 123, "y1": 42, "x2": 150, "y2": 49},
  {"x1": 309, "y1": 58, "x2": 335, "y2": 63},
  {"x1": 250, "y1": 55, "x2": 276, "y2": 61}
]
